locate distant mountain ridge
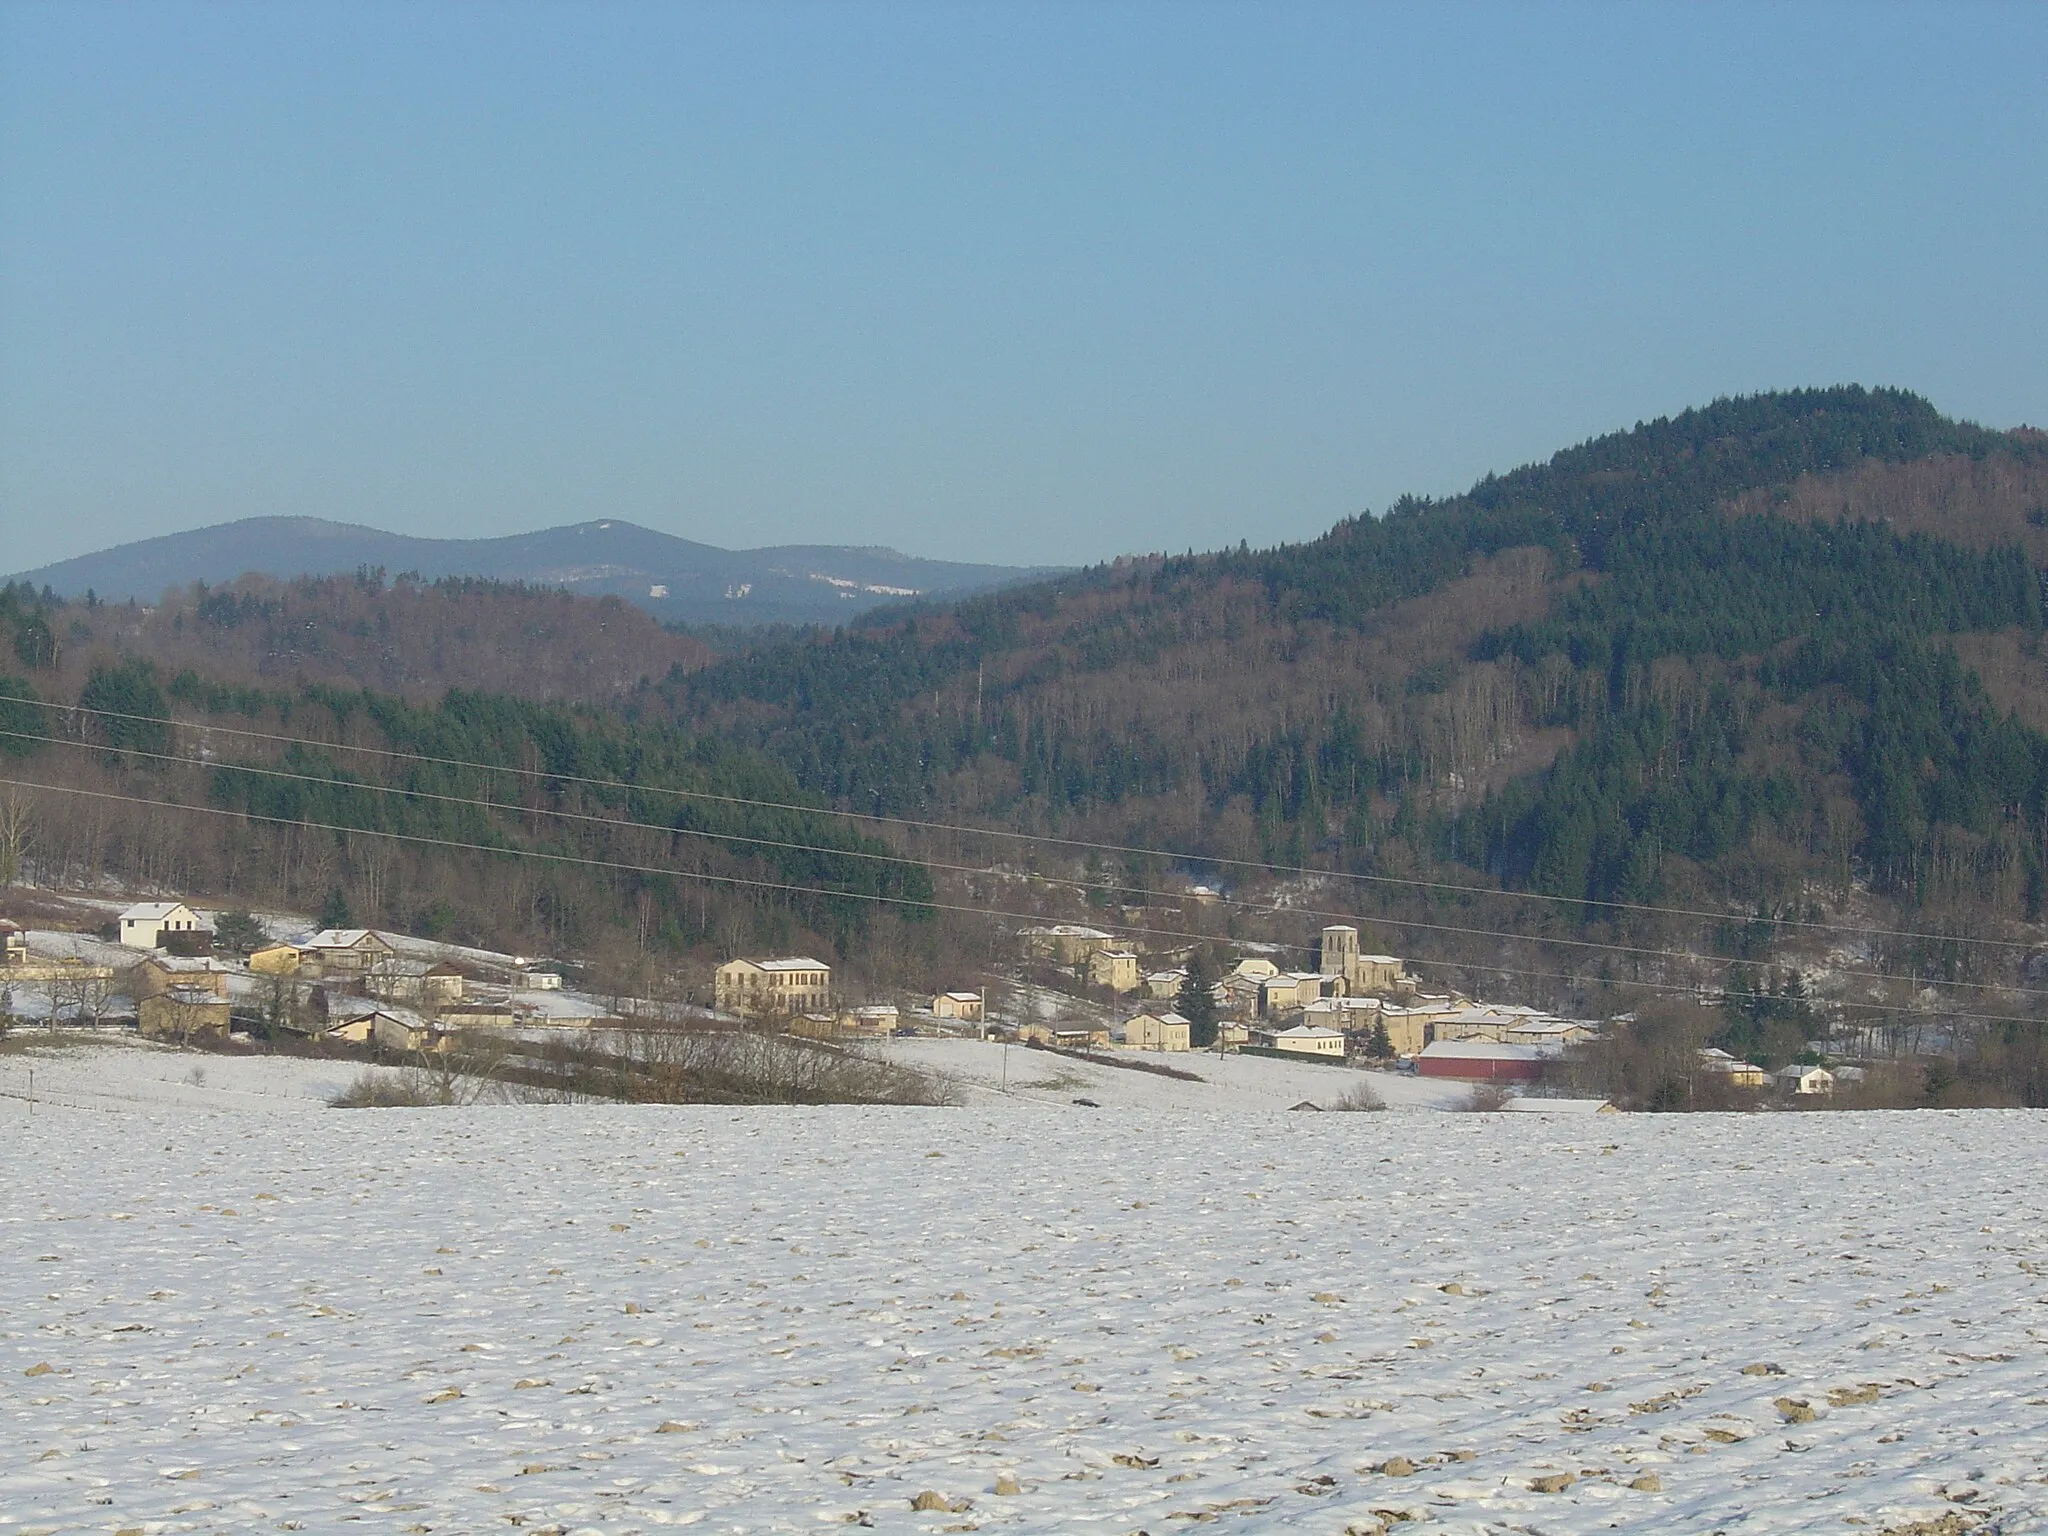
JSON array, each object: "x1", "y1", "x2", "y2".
[{"x1": 6, "y1": 517, "x2": 1063, "y2": 628}]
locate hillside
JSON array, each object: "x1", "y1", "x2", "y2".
[
  {"x1": 7, "y1": 386, "x2": 2048, "y2": 1088},
  {"x1": 658, "y1": 388, "x2": 2048, "y2": 1026},
  {"x1": 19, "y1": 572, "x2": 709, "y2": 702},
  {"x1": 7, "y1": 516, "x2": 1063, "y2": 628}
]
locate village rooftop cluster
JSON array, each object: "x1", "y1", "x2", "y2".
[{"x1": 1, "y1": 904, "x2": 1856, "y2": 1098}]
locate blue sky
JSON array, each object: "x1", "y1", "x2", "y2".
[{"x1": 3, "y1": 1, "x2": 2043, "y2": 572}]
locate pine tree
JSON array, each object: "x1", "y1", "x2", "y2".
[
  {"x1": 318, "y1": 887, "x2": 354, "y2": 931},
  {"x1": 1176, "y1": 951, "x2": 1219, "y2": 1049}
]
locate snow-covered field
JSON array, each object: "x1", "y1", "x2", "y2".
[
  {"x1": 2, "y1": 1046, "x2": 2044, "y2": 1534},
  {"x1": 879, "y1": 1036, "x2": 1476, "y2": 1112}
]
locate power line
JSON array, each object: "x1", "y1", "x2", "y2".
[
  {"x1": 12, "y1": 693, "x2": 2043, "y2": 956},
  {"x1": 4, "y1": 731, "x2": 2041, "y2": 1004},
  {"x1": 4, "y1": 775, "x2": 2041, "y2": 1031}
]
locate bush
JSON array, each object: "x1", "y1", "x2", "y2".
[{"x1": 1325, "y1": 1081, "x2": 1386, "y2": 1112}]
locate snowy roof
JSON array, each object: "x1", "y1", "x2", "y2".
[
  {"x1": 120, "y1": 902, "x2": 191, "y2": 921},
  {"x1": 749, "y1": 956, "x2": 830, "y2": 972},
  {"x1": 303, "y1": 929, "x2": 388, "y2": 949},
  {"x1": 1126, "y1": 1010, "x2": 1191, "y2": 1026},
  {"x1": 1360, "y1": 954, "x2": 1402, "y2": 965},
  {"x1": 940, "y1": 991, "x2": 982, "y2": 1003},
  {"x1": 1503, "y1": 1098, "x2": 1616, "y2": 1114},
  {"x1": 1418, "y1": 1040, "x2": 1548, "y2": 1061},
  {"x1": 1270, "y1": 1025, "x2": 1345, "y2": 1040},
  {"x1": 1022, "y1": 924, "x2": 1113, "y2": 939}
]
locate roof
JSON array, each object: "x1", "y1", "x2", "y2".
[
  {"x1": 1360, "y1": 954, "x2": 1402, "y2": 965},
  {"x1": 1126, "y1": 1010, "x2": 1190, "y2": 1026},
  {"x1": 1503, "y1": 1098, "x2": 1617, "y2": 1114},
  {"x1": 1022, "y1": 924, "x2": 1113, "y2": 939},
  {"x1": 120, "y1": 901, "x2": 191, "y2": 921},
  {"x1": 157, "y1": 985, "x2": 227, "y2": 1005},
  {"x1": 720, "y1": 955, "x2": 829, "y2": 972},
  {"x1": 1269, "y1": 1024, "x2": 1344, "y2": 1040},
  {"x1": 1776, "y1": 1064, "x2": 1833, "y2": 1079},
  {"x1": 940, "y1": 991, "x2": 981, "y2": 1003},
  {"x1": 303, "y1": 929, "x2": 389, "y2": 949},
  {"x1": 1418, "y1": 1040, "x2": 1548, "y2": 1061}
]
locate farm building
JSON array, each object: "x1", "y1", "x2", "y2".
[
  {"x1": 1250, "y1": 1023, "x2": 1347, "y2": 1058},
  {"x1": 1415, "y1": 1040, "x2": 1550, "y2": 1082}
]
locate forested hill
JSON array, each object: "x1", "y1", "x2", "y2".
[{"x1": 664, "y1": 386, "x2": 2048, "y2": 972}]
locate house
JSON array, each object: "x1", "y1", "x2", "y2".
[
  {"x1": 133, "y1": 955, "x2": 232, "y2": 1001},
  {"x1": 1122, "y1": 1010, "x2": 1191, "y2": 1052},
  {"x1": 370, "y1": 1006, "x2": 454, "y2": 1055},
  {"x1": 299, "y1": 929, "x2": 397, "y2": 974},
  {"x1": 1776, "y1": 1064, "x2": 1835, "y2": 1095},
  {"x1": 1217, "y1": 973, "x2": 1265, "y2": 1018},
  {"x1": 0, "y1": 919, "x2": 27, "y2": 966},
  {"x1": 931, "y1": 991, "x2": 985, "y2": 1023},
  {"x1": 1229, "y1": 957, "x2": 1280, "y2": 983},
  {"x1": 1250, "y1": 1023, "x2": 1347, "y2": 1057},
  {"x1": 1143, "y1": 968, "x2": 1186, "y2": 1000},
  {"x1": 367, "y1": 961, "x2": 466, "y2": 1008},
  {"x1": 248, "y1": 942, "x2": 303, "y2": 976},
  {"x1": 1698, "y1": 1049, "x2": 1770, "y2": 1089},
  {"x1": 1019, "y1": 924, "x2": 1118, "y2": 966},
  {"x1": 518, "y1": 967, "x2": 563, "y2": 990},
  {"x1": 118, "y1": 901, "x2": 202, "y2": 951},
  {"x1": 714, "y1": 956, "x2": 832, "y2": 1016},
  {"x1": 1260, "y1": 972, "x2": 1329, "y2": 1015},
  {"x1": 137, "y1": 985, "x2": 231, "y2": 1040},
  {"x1": 1503, "y1": 1018, "x2": 1598, "y2": 1048},
  {"x1": 1415, "y1": 1040, "x2": 1550, "y2": 1081},
  {"x1": 1088, "y1": 949, "x2": 1142, "y2": 993}
]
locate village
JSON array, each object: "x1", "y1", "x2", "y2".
[{"x1": 0, "y1": 898, "x2": 1851, "y2": 1102}]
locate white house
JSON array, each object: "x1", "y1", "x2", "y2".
[
  {"x1": 1250, "y1": 1023, "x2": 1347, "y2": 1057},
  {"x1": 1775, "y1": 1064, "x2": 1835, "y2": 1095},
  {"x1": 118, "y1": 901, "x2": 202, "y2": 951}
]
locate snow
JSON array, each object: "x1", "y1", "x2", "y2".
[
  {"x1": 2, "y1": 1043, "x2": 2044, "y2": 1533},
  {"x1": 880, "y1": 1037, "x2": 1475, "y2": 1112}
]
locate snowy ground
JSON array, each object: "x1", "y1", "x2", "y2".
[
  {"x1": 879, "y1": 1037, "x2": 1475, "y2": 1113},
  {"x1": 2, "y1": 1050, "x2": 2044, "y2": 1535}
]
